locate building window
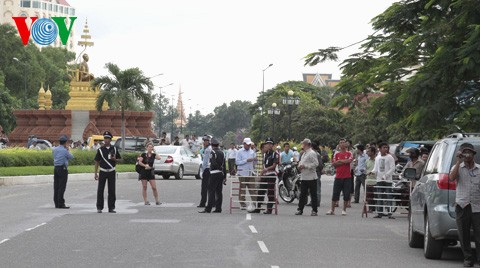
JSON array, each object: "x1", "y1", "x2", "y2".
[
  {"x1": 48, "y1": 3, "x2": 52, "y2": 11},
  {"x1": 64, "y1": 7, "x2": 68, "y2": 14},
  {"x1": 20, "y1": 0, "x2": 31, "y2": 8},
  {"x1": 32, "y1": 1, "x2": 39, "y2": 8},
  {"x1": 70, "y1": 8, "x2": 75, "y2": 16},
  {"x1": 42, "y1": 2, "x2": 46, "y2": 10},
  {"x1": 53, "y1": 4, "x2": 57, "y2": 12},
  {"x1": 58, "y1": 6, "x2": 63, "y2": 14}
]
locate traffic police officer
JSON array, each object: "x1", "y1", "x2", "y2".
[
  {"x1": 199, "y1": 138, "x2": 227, "y2": 213},
  {"x1": 52, "y1": 135, "x2": 74, "y2": 209},
  {"x1": 197, "y1": 135, "x2": 212, "y2": 208},
  {"x1": 94, "y1": 131, "x2": 121, "y2": 213}
]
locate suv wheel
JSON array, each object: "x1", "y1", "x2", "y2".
[
  {"x1": 408, "y1": 207, "x2": 423, "y2": 248},
  {"x1": 424, "y1": 214, "x2": 444, "y2": 259},
  {"x1": 162, "y1": 175, "x2": 170, "y2": 180},
  {"x1": 174, "y1": 166, "x2": 184, "y2": 180}
]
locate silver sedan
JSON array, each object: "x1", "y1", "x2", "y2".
[{"x1": 153, "y1": 145, "x2": 202, "y2": 180}]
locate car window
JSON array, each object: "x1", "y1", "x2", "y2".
[
  {"x1": 155, "y1": 146, "x2": 177, "y2": 154},
  {"x1": 185, "y1": 148, "x2": 195, "y2": 157},
  {"x1": 180, "y1": 147, "x2": 188, "y2": 156},
  {"x1": 424, "y1": 142, "x2": 448, "y2": 175},
  {"x1": 451, "y1": 142, "x2": 480, "y2": 169}
]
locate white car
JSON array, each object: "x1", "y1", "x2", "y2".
[{"x1": 153, "y1": 145, "x2": 202, "y2": 179}]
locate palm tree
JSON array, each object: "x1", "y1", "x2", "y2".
[{"x1": 92, "y1": 63, "x2": 153, "y2": 151}]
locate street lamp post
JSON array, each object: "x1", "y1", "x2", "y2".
[
  {"x1": 267, "y1": 102, "x2": 280, "y2": 142},
  {"x1": 260, "y1": 63, "x2": 273, "y2": 140},
  {"x1": 157, "y1": 83, "x2": 173, "y2": 137},
  {"x1": 282, "y1": 90, "x2": 300, "y2": 140},
  {"x1": 13, "y1": 57, "x2": 27, "y2": 109},
  {"x1": 171, "y1": 94, "x2": 175, "y2": 140}
]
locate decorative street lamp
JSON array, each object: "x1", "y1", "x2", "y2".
[
  {"x1": 260, "y1": 63, "x2": 273, "y2": 140},
  {"x1": 267, "y1": 102, "x2": 280, "y2": 142},
  {"x1": 282, "y1": 90, "x2": 300, "y2": 140}
]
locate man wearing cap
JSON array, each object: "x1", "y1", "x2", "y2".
[
  {"x1": 198, "y1": 135, "x2": 212, "y2": 208},
  {"x1": 236, "y1": 137, "x2": 258, "y2": 210},
  {"x1": 257, "y1": 137, "x2": 279, "y2": 214},
  {"x1": 52, "y1": 135, "x2": 74, "y2": 209},
  {"x1": 295, "y1": 139, "x2": 319, "y2": 216},
  {"x1": 199, "y1": 138, "x2": 227, "y2": 213},
  {"x1": 94, "y1": 131, "x2": 121, "y2": 213},
  {"x1": 449, "y1": 143, "x2": 480, "y2": 267}
]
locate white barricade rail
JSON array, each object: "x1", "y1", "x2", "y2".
[
  {"x1": 362, "y1": 180, "x2": 411, "y2": 218},
  {"x1": 229, "y1": 175, "x2": 278, "y2": 215}
]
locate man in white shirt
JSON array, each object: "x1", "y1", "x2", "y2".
[
  {"x1": 235, "y1": 138, "x2": 257, "y2": 209},
  {"x1": 370, "y1": 142, "x2": 396, "y2": 219},
  {"x1": 227, "y1": 143, "x2": 238, "y2": 175}
]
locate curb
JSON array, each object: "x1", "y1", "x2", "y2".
[{"x1": 0, "y1": 172, "x2": 139, "y2": 186}]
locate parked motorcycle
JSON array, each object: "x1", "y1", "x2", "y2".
[
  {"x1": 278, "y1": 162, "x2": 301, "y2": 203},
  {"x1": 390, "y1": 171, "x2": 411, "y2": 213}
]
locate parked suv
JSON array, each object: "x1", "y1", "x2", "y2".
[{"x1": 408, "y1": 137, "x2": 480, "y2": 259}]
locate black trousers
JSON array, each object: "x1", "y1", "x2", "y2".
[
  {"x1": 298, "y1": 180, "x2": 318, "y2": 213},
  {"x1": 206, "y1": 172, "x2": 224, "y2": 212},
  {"x1": 53, "y1": 166, "x2": 68, "y2": 208},
  {"x1": 228, "y1": 159, "x2": 236, "y2": 175},
  {"x1": 97, "y1": 171, "x2": 116, "y2": 210},
  {"x1": 456, "y1": 204, "x2": 480, "y2": 262},
  {"x1": 257, "y1": 176, "x2": 276, "y2": 211},
  {"x1": 354, "y1": 174, "x2": 366, "y2": 203},
  {"x1": 199, "y1": 169, "x2": 210, "y2": 206}
]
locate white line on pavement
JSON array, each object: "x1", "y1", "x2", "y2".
[
  {"x1": 249, "y1": 225, "x2": 258, "y2": 234},
  {"x1": 25, "y1": 222, "x2": 46, "y2": 231},
  {"x1": 257, "y1": 241, "x2": 269, "y2": 253},
  {"x1": 0, "y1": 239, "x2": 9, "y2": 245},
  {"x1": 271, "y1": 266, "x2": 280, "y2": 268},
  {"x1": 246, "y1": 214, "x2": 251, "y2": 220}
]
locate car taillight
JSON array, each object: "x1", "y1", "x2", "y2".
[
  {"x1": 164, "y1": 156, "x2": 173, "y2": 163},
  {"x1": 437, "y1": 173, "x2": 456, "y2": 190}
]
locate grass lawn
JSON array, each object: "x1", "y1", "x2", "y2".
[{"x1": 0, "y1": 164, "x2": 134, "y2": 176}]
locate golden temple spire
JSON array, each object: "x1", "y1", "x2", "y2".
[
  {"x1": 77, "y1": 19, "x2": 94, "y2": 49},
  {"x1": 38, "y1": 82, "x2": 46, "y2": 110}
]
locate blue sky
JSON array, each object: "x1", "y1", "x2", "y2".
[{"x1": 68, "y1": 0, "x2": 397, "y2": 114}]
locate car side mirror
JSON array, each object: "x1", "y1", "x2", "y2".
[{"x1": 403, "y1": 168, "x2": 417, "y2": 180}]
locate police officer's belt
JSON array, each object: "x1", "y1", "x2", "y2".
[
  {"x1": 210, "y1": 170, "x2": 223, "y2": 174},
  {"x1": 100, "y1": 167, "x2": 116, "y2": 172}
]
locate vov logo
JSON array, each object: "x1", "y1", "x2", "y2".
[{"x1": 12, "y1": 17, "x2": 77, "y2": 46}]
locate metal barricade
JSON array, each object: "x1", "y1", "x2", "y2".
[
  {"x1": 229, "y1": 174, "x2": 278, "y2": 215},
  {"x1": 362, "y1": 180, "x2": 411, "y2": 218}
]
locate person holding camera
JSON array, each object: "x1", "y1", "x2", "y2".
[
  {"x1": 449, "y1": 143, "x2": 480, "y2": 267},
  {"x1": 94, "y1": 131, "x2": 121, "y2": 213}
]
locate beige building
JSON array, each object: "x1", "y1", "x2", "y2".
[
  {"x1": 1, "y1": 0, "x2": 76, "y2": 50},
  {"x1": 302, "y1": 73, "x2": 339, "y2": 87}
]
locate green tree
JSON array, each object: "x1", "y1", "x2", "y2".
[
  {"x1": 305, "y1": 0, "x2": 480, "y2": 140},
  {"x1": 210, "y1": 100, "x2": 252, "y2": 138},
  {"x1": 0, "y1": 71, "x2": 18, "y2": 133},
  {"x1": 93, "y1": 63, "x2": 154, "y2": 151}
]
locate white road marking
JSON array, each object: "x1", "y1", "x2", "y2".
[
  {"x1": 271, "y1": 266, "x2": 280, "y2": 268},
  {"x1": 249, "y1": 225, "x2": 258, "y2": 233},
  {"x1": 257, "y1": 241, "x2": 269, "y2": 253},
  {"x1": 246, "y1": 214, "x2": 251, "y2": 220},
  {"x1": 0, "y1": 239, "x2": 9, "y2": 245},
  {"x1": 25, "y1": 222, "x2": 46, "y2": 231},
  {"x1": 130, "y1": 219, "x2": 180, "y2": 223}
]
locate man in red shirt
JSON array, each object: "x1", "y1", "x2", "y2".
[{"x1": 327, "y1": 138, "x2": 353, "y2": 216}]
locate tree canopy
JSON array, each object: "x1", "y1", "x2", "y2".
[{"x1": 305, "y1": 0, "x2": 480, "y2": 140}]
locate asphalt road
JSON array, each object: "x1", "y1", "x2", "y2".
[{"x1": 0, "y1": 174, "x2": 465, "y2": 268}]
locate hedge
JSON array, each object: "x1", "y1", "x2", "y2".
[{"x1": 0, "y1": 148, "x2": 139, "y2": 167}]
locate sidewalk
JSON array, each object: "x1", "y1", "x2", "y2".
[{"x1": 0, "y1": 172, "x2": 138, "y2": 186}]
